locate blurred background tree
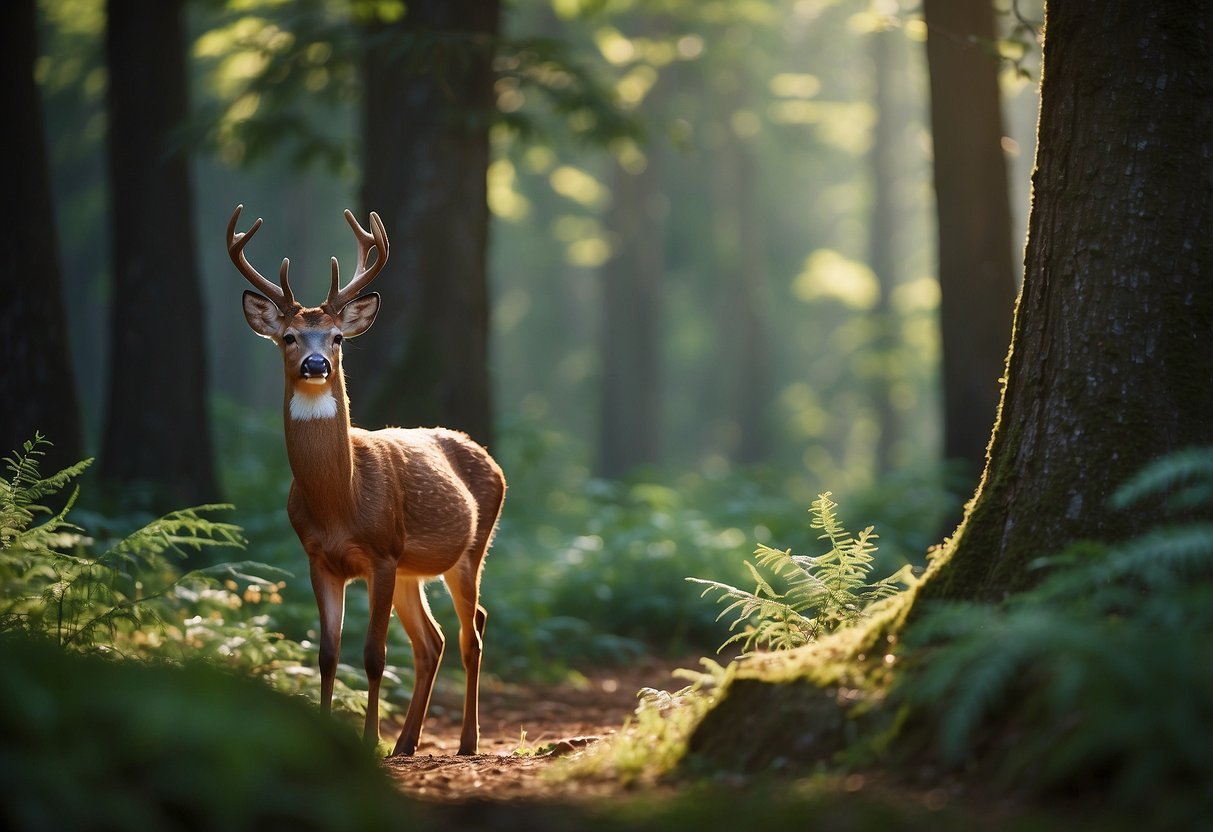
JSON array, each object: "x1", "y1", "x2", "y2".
[
  {"x1": 1, "y1": 0, "x2": 83, "y2": 476},
  {"x1": 100, "y1": 0, "x2": 219, "y2": 510},
  {"x1": 921, "y1": 0, "x2": 1017, "y2": 531},
  {"x1": 355, "y1": 0, "x2": 500, "y2": 445}
]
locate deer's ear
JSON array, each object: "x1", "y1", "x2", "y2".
[
  {"x1": 338, "y1": 292, "x2": 380, "y2": 337},
  {"x1": 243, "y1": 291, "x2": 282, "y2": 339}
]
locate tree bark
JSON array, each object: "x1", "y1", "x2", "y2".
[
  {"x1": 356, "y1": 0, "x2": 499, "y2": 447},
  {"x1": 920, "y1": 0, "x2": 1213, "y2": 602},
  {"x1": 922, "y1": 0, "x2": 1018, "y2": 483},
  {"x1": 100, "y1": 0, "x2": 219, "y2": 510},
  {"x1": 0, "y1": 0, "x2": 83, "y2": 471}
]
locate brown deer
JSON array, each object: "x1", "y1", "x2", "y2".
[{"x1": 226, "y1": 204, "x2": 506, "y2": 756}]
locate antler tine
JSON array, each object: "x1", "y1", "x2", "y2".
[
  {"x1": 278, "y1": 258, "x2": 296, "y2": 309},
  {"x1": 227, "y1": 204, "x2": 293, "y2": 312},
  {"x1": 326, "y1": 209, "x2": 390, "y2": 311}
]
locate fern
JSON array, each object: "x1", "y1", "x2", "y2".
[
  {"x1": 898, "y1": 447, "x2": 1213, "y2": 810},
  {"x1": 0, "y1": 436, "x2": 251, "y2": 650},
  {"x1": 0, "y1": 433, "x2": 91, "y2": 553},
  {"x1": 1110, "y1": 446, "x2": 1213, "y2": 512},
  {"x1": 688, "y1": 492, "x2": 915, "y2": 654}
]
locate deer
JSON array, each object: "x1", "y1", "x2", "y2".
[{"x1": 225, "y1": 204, "x2": 506, "y2": 756}]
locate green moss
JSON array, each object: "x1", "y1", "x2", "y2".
[{"x1": 683, "y1": 591, "x2": 913, "y2": 773}]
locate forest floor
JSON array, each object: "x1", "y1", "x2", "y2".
[
  {"x1": 379, "y1": 661, "x2": 1108, "y2": 832},
  {"x1": 382, "y1": 658, "x2": 680, "y2": 803}
]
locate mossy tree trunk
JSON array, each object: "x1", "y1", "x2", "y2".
[
  {"x1": 356, "y1": 1, "x2": 499, "y2": 447},
  {"x1": 919, "y1": 0, "x2": 1213, "y2": 603}
]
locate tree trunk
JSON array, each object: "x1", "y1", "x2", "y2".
[
  {"x1": 100, "y1": 0, "x2": 218, "y2": 510},
  {"x1": 922, "y1": 0, "x2": 1018, "y2": 483},
  {"x1": 709, "y1": 99, "x2": 770, "y2": 466},
  {"x1": 920, "y1": 0, "x2": 1213, "y2": 603},
  {"x1": 868, "y1": 25, "x2": 900, "y2": 477},
  {"x1": 729, "y1": 135, "x2": 770, "y2": 466},
  {"x1": 597, "y1": 155, "x2": 664, "y2": 478},
  {"x1": 0, "y1": 0, "x2": 83, "y2": 471},
  {"x1": 356, "y1": 1, "x2": 499, "y2": 447}
]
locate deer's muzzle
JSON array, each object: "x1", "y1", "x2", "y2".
[{"x1": 301, "y1": 354, "x2": 332, "y2": 382}]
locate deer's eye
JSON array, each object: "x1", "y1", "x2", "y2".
[
  {"x1": 283, "y1": 333, "x2": 297, "y2": 345},
  {"x1": 333, "y1": 334, "x2": 343, "y2": 346}
]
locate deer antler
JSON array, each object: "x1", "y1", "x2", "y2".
[
  {"x1": 227, "y1": 204, "x2": 298, "y2": 314},
  {"x1": 326, "y1": 210, "x2": 389, "y2": 313}
]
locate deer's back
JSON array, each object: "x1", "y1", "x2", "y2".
[{"x1": 350, "y1": 427, "x2": 505, "y2": 574}]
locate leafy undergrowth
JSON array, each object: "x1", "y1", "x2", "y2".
[
  {"x1": 0, "y1": 434, "x2": 404, "y2": 726},
  {"x1": 214, "y1": 404, "x2": 956, "y2": 680},
  {"x1": 560, "y1": 493, "x2": 916, "y2": 786},
  {"x1": 892, "y1": 448, "x2": 1213, "y2": 819},
  {"x1": 0, "y1": 630, "x2": 1080, "y2": 832},
  {"x1": 579, "y1": 449, "x2": 1213, "y2": 830},
  {"x1": 0, "y1": 633, "x2": 413, "y2": 832}
]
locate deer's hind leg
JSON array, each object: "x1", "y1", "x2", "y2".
[
  {"x1": 391, "y1": 576, "x2": 445, "y2": 756},
  {"x1": 444, "y1": 555, "x2": 488, "y2": 756}
]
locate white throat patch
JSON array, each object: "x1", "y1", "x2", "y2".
[{"x1": 290, "y1": 390, "x2": 338, "y2": 421}]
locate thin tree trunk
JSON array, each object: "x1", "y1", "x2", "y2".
[
  {"x1": 0, "y1": 0, "x2": 83, "y2": 471},
  {"x1": 100, "y1": 0, "x2": 218, "y2": 510},
  {"x1": 868, "y1": 25, "x2": 900, "y2": 476},
  {"x1": 356, "y1": 1, "x2": 499, "y2": 447},
  {"x1": 710, "y1": 95, "x2": 770, "y2": 466},
  {"x1": 732, "y1": 136, "x2": 769, "y2": 466},
  {"x1": 920, "y1": 0, "x2": 1213, "y2": 602},
  {"x1": 597, "y1": 155, "x2": 664, "y2": 478},
  {"x1": 922, "y1": 0, "x2": 1018, "y2": 483}
]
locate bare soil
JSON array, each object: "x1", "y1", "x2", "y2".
[{"x1": 382, "y1": 659, "x2": 683, "y2": 803}]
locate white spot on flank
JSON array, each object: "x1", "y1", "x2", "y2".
[{"x1": 290, "y1": 391, "x2": 338, "y2": 421}]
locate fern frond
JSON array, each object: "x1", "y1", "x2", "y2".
[
  {"x1": 691, "y1": 491, "x2": 910, "y2": 655},
  {"x1": 1111, "y1": 447, "x2": 1213, "y2": 511},
  {"x1": 1103, "y1": 524, "x2": 1213, "y2": 586},
  {"x1": 2, "y1": 434, "x2": 92, "y2": 512},
  {"x1": 185, "y1": 560, "x2": 292, "y2": 587},
  {"x1": 102, "y1": 504, "x2": 246, "y2": 568}
]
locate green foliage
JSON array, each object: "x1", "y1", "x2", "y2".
[
  {"x1": 0, "y1": 435, "x2": 383, "y2": 723},
  {"x1": 689, "y1": 493, "x2": 914, "y2": 654},
  {"x1": 210, "y1": 404, "x2": 953, "y2": 687},
  {"x1": 482, "y1": 418, "x2": 836, "y2": 672},
  {"x1": 188, "y1": 0, "x2": 637, "y2": 172},
  {"x1": 0, "y1": 634, "x2": 415, "y2": 832},
  {"x1": 0, "y1": 434, "x2": 251, "y2": 649},
  {"x1": 898, "y1": 448, "x2": 1213, "y2": 813}
]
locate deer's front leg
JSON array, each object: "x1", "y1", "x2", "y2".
[
  {"x1": 362, "y1": 559, "x2": 397, "y2": 747},
  {"x1": 309, "y1": 561, "x2": 346, "y2": 713}
]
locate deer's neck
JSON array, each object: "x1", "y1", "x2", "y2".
[{"x1": 283, "y1": 371, "x2": 357, "y2": 519}]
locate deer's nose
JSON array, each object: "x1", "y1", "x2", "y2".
[{"x1": 300, "y1": 354, "x2": 331, "y2": 379}]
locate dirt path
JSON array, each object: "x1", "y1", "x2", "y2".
[{"x1": 383, "y1": 659, "x2": 683, "y2": 802}]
